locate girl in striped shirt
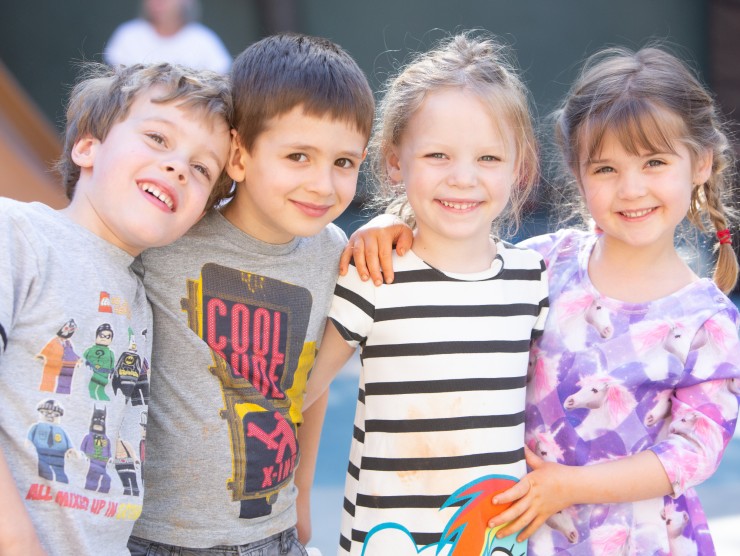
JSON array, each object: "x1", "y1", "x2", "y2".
[{"x1": 304, "y1": 32, "x2": 548, "y2": 556}]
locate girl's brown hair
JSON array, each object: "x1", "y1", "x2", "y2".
[{"x1": 555, "y1": 46, "x2": 738, "y2": 293}]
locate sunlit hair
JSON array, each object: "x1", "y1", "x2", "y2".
[
  {"x1": 374, "y1": 31, "x2": 538, "y2": 236},
  {"x1": 230, "y1": 33, "x2": 374, "y2": 154},
  {"x1": 555, "y1": 46, "x2": 738, "y2": 292},
  {"x1": 56, "y1": 62, "x2": 233, "y2": 209}
]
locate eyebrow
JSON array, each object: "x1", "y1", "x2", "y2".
[{"x1": 289, "y1": 144, "x2": 365, "y2": 159}]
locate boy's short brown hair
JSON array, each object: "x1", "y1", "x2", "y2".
[
  {"x1": 57, "y1": 62, "x2": 233, "y2": 209},
  {"x1": 230, "y1": 33, "x2": 374, "y2": 154}
]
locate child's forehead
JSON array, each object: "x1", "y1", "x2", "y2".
[
  {"x1": 127, "y1": 87, "x2": 228, "y2": 129},
  {"x1": 580, "y1": 103, "x2": 686, "y2": 160},
  {"x1": 263, "y1": 105, "x2": 368, "y2": 143}
]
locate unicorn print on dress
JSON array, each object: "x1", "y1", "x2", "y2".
[
  {"x1": 630, "y1": 319, "x2": 698, "y2": 380},
  {"x1": 526, "y1": 352, "x2": 559, "y2": 404},
  {"x1": 564, "y1": 374, "x2": 637, "y2": 441},
  {"x1": 555, "y1": 289, "x2": 614, "y2": 351},
  {"x1": 661, "y1": 501, "x2": 696, "y2": 556}
]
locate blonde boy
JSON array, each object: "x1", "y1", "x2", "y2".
[{"x1": 0, "y1": 63, "x2": 232, "y2": 555}]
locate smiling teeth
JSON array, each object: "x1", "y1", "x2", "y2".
[
  {"x1": 441, "y1": 200, "x2": 478, "y2": 210},
  {"x1": 141, "y1": 183, "x2": 174, "y2": 210},
  {"x1": 621, "y1": 208, "x2": 653, "y2": 218}
]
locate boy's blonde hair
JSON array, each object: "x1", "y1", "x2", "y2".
[
  {"x1": 373, "y1": 32, "x2": 538, "y2": 235},
  {"x1": 555, "y1": 46, "x2": 738, "y2": 292},
  {"x1": 56, "y1": 62, "x2": 233, "y2": 209}
]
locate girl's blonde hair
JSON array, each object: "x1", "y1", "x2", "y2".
[
  {"x1": 372, "y1": 32, "x2": 538, "y2": 236},
  {"x1": 555, "y1": 46, "x2": 738, "y2": 293}
]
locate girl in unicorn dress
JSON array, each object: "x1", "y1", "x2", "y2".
[{"x1": 343, "y1": 46, "x2": 740, "y2": 555}]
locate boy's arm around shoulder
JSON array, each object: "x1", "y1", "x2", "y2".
[{"x1": 0, "y1": 447, "x2": 46, "y2": 555}]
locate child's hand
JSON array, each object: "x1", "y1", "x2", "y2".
[
  {"x1": 339, "y1": 215, "x2": 413, "y2": 285},
  {"x1": 488, "y1": 447, "x2": 577, "y2": 542}
]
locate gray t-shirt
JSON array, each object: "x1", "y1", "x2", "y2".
[
  {"x1": 132, "y1": 209, "x2": 346, "y2": 547},
  {"x1": 0, "y1": 198, "x2": 151, "y2": 556}
]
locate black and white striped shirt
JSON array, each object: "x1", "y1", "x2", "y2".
[{"x1": 329, "y1": 242, "x2": 549, "y2": 554}]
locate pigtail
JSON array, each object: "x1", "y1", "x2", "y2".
[
  {"x1": 687, "y1": 123, "x2": 739, "y2": 294},
  {"x1": 702, "y1": 179, "x2": 738, "y2": 293}
]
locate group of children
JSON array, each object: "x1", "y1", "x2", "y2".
[{"x1": 0, "y1": 26, "x2": 738, "y2": 556}]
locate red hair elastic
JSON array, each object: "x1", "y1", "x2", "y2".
[{"x1": 717, "y1": 229, "x2": 732, "y2": 245}]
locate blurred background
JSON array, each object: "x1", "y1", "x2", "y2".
[{"x1": 1, "y1": 0, "x2": 738, "y2": 553}]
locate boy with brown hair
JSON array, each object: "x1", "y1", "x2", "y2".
[
  {"x1": 0, "y1": 62, "x2": 232, "y2": 555},
  {"x1": 129, "y1": 33, "x2": 374, "y2": 555}
]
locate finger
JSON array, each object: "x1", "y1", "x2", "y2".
[
  {"x1": 361, "y1": 236, "x2": 384, "y2": 286},
  {"x1": 377, "y1": 233, "x2": 395, "y2": 284},
  {"x1": 517, "y1": 514, "x2": 548, "y2": 543},
  {"x1": 498, "y1": 507, "x2": 537, "y2": 540},
  {"x1": 525, "y1": 446, "x2": 544, "y2": 469},
  {"x1": 338, "y1": 242, "x2": 354, "y2": 276},
  {"x1": 351, "y1": 240, "x2": 370, "y2": 281},
  {"x1": 394, "y1": 224, "x2": 414, "y2": 256},
  {"x1": 488, "y1": 500, "x2": 525, "y2": 530},
  {"x1": 492, "y1": 477, "x2": 529, "y2": 506}
]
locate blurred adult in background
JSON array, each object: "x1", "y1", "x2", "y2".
[{"x1": 104, "y1": 0, "x2": 231, "y2": 73}]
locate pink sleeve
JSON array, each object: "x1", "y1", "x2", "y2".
[{"x1": 651, "y1": 312, "x2": 740, "y2": 496}]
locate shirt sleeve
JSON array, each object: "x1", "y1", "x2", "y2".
[
  {"x1": 0, "y1": 210, "x2": 38, "y2": 359},
  {"x1": 651, "y1": 308, "x2": 740, "y2": 496},
  {"x1": 328, "y1": 261, "x2": 378, "y2": 349},
  {"x1": 531, "y1": 256, "x2": 550, "y2": 342}
]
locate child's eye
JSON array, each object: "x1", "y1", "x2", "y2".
[
  {"x1": 192, "y1": 163, "x2": 211, "y2": 180},
  {"x1": 335, "y1": 158, "x2": 354, "y2": 169},
  {"x1": 426, "y1": 153, "x2": 447, "y2": 159},
  {"x1": 146, "y1": 132, "x2": 166, "y2": 145},
  {"x1": 594, "y1": 166, "x2": 615, "y2": 174},
  {"x1": 480, "y1": 155, "x2": 501, "y2": 162},
  {"x1": 288, "y1": 153, "x2": 308, "y2": 162},
  {"x1": 646, "y1": 159, "x2": 665, "y2": 168}
]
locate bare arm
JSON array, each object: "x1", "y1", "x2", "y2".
[
  {"x1": 489, "y1": 447, "x2": 672, "y2": 541},
  {"x1": 295, "y1": 388, "x2": 329, "y2": 545},
  {"x1": 338, "y1": 215, "x2": 414, "y2": 286},
  {"x1": 303, "y1": 321, "x2": 356, "y2": 410},
  {"x1": 0, "y1": 447, "x2": 46, "y2": 555}
]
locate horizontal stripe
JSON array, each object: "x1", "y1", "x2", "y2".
[
  {"x1": 330, "y1": 317, "x2": 365, "y2": 344},
  {"x1": 366, "y1": 376, "x2": 526, "y2": 396},
  {"x1": 343, "y1": 496, "x2": 355, "y2": 516},
  {"x1": 352, "y1": 528, "x2": 441, "y2": 546},
  {"x1": 375, "y1": 303, "x2": 541, "y2": 321},
  {"x1": 353, "y1": 425, "x2": 364, "y2": 443},
  {"x1": 362, "y1": 339, "x2": 531, "y2": 358},
  {"x1": 355, "y1": 493, "x2": 461, "y2": 509},
  {"x1": 360, "y1": 448, "x2": 524, "y2": 471},
  {"x1": 348, "y1": 461, "x2": 360, "y2": 480},
  {"x1": 365, "y1": 411, "x2": 525, "y2": 433},
  {"x1": 390, "y1": 266, "x2": 543, "y2": 284},
  {"x1": 334, "y1": 283, "x2": 374, "y2": 317}
]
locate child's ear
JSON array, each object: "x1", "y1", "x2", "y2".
[
  {"x1": 386, "y1": 148, "x2": 402, "y2": 183},
  {"x1": 693, "y1": 149, "x2": 713, "y2": 186},
  {"x1": 226, "y1": 129, "x2": 247, "y2": 182},
  {"x1": 70, "y1": 135, "x2": 100, "y2": 168}
]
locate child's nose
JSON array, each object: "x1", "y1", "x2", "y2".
[
  {"x1": 447, "y1": 162, "x2": 478, "y2": 188},
  {"x1": 164, "y1": 159, "x2": 187, "y2": 184},
  {"x1": 304, "y1": 165, "x2": 335, "y2": 195},
  {"x1": 617, "y1": 172, "x2": 647, "y2": 199}
]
